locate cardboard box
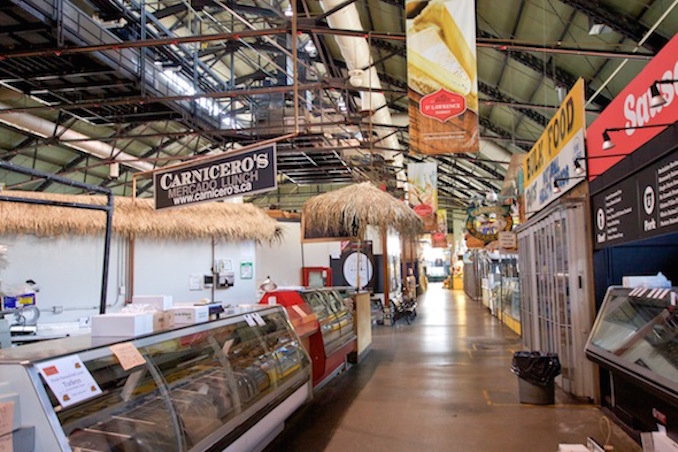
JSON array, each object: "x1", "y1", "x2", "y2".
[
  {"x1": 153, "y1": 311, "x2": 175, "y2": 332},
  {"x1": 132, "y1": 295, "x2": 173, "y2": 311},
  {"x1": 168, "y1": 305, "x2": 209, "y2": 325},
  {"x1": 92, "y1": 313, "x2": 154, "y2": 337}
]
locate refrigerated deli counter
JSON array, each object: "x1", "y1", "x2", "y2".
[
  {"x1": 0, "y1": 305, "x2": 311, "y2": 451},
  {"x1": 260, "y1": 288, "x2": 357, "y2": 388},
  {"x1": 586, "y1": 286, "x2": 678, "y2": 439}
]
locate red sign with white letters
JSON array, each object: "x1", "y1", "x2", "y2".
[
  {"x1": 420, "y1": 88, "x2": 466, "y2": 122},
  {"x1": 587, "y1": 34, "x2": 678, "y2": 180}
]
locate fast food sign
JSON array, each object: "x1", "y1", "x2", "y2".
[{"x1": 521, "y1": 79, "x2": 586, "y2": 217}]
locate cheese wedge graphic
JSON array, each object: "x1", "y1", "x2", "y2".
[
  {"x1": 408, "y1": 26, "x2": 471, "y2": 96},
  {"x1": 413, "y1": 0, "x2": 476, "y2": 86}
]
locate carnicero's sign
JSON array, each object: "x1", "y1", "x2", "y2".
[{"x1": 153, "y1": 144, "x2": 277, "y2": 209}]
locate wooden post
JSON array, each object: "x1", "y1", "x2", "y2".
[{"x1": 382, "y1": 227, "x2": 390, "y2": 325}]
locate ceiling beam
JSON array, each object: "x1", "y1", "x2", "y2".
[
  {"x1": 477, "y1": 30, "x2": 611, "y2": 109},
  {"x1": 479, "y1": 81, "x2": 549, "y2": 126},
  {"x1": 479, "y1": 117, "x2": 531, "y2": 152},
  {"x1": 557, "y1": 0, "x2": 668, "y2": 52}
]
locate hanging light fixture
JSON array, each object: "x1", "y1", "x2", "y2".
[
  {"x1": 553, "y1": 179, "x2": 561, "y2": 194},
  {"x1": 573, "y1": 157, "x2": 585, "y2": 175},
  {"x1": 601, "y1": 122, "x2": 676, "y2": 151},
  {"x1": 649, "y1": 83, "x2": 666, "y2": 108},
  {"x1": 601, "y1": 130, "x2": 615, "y2": 151},
  {"x1": 259, "y1": 276, "x2": 278, "y2": 293},
  {"x1": 649, "y1": 79, "x2": 678, "y2": 109}
]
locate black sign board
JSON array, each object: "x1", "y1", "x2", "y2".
[
  {"x1": 593, "y1": 147, "x2": 678, "y2": 249},
  {"x1": 592, "y1": 177, "x2": 637, "y2": 248},
  {"x1": 153, "y1": 144, "x2": 276, "y2": 209}
]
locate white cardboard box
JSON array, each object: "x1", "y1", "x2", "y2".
[
  {"x1": 91, "y1": 313, "x2": 154, "y2": 337},
  {"x1": 131, "y1": 295, "x2": 173, "y2": 311},
  {"x1": 168, "y1": 305, "x2": 209, "y2": 325}
]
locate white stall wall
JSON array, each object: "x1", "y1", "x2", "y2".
[
  {"x1": 0, "y1": 233, "x2": 259, "y2": 325},
  {"x1": 366, "y1": 226, "x2": 383, "y2": 254},
  {"x1": 255, "y1": 221, "x2": 342, "y2": 288},
  {"x1": 255, "y1": 222, "x2": 303, "y2": 287},
  {"x1": 134, "y1": 238, "x2": 258, "y2": 306},
  {"x1": 0, "y1": 234, "x2": 124, "y2": 323},
  {"x1": 303, "y1": 240, "x2": 341, "y2": 267}
]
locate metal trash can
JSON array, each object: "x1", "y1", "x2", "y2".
[{"x1": 511, "y1": 351, "x2": 561, "y2": 405}]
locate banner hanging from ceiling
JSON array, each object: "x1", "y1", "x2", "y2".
[
  {"x1": 153, "y1": 144, "x2": 276, "y2": 210},
  {"x1": 521, "y1": 78, "x2": 586, "y2": 219},
  {"x1": 406, "y1": 0, "x2": 479, "y2": 155},
  {"x1": 432, "y1": 208, "x2": 448, "y2": 248},
  {"x1": 407, "y1": 162, "x2": 438, "y2": 231}
]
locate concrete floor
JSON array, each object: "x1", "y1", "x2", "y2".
[{"x1": 266, "y1": 284, "x2": 641, "y2": 452}]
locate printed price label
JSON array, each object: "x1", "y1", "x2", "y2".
[
  {"x1": 36, "y1": 355, "x2": 102, "y2": 408},
  {"x1": 244, "y1": 314, "x2": 257, "y2": 327},
  {"x1": 252, "y1": 313, "x2": 266, "y2": 327},
  {"x1": 110, "y1": 342, "x2": 147, "y2": 371}
]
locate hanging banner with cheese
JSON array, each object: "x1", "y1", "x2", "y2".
[
  {"x1": 407, "y1": 162, "x2": 438, "y2": 231},
  {"x1": 406, "y1": 0, "x2": 479, "y2": 155}
]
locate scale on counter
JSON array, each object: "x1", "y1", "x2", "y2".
[{"x1": 1, "y1": 292, "x2": 40, "y2": 338}]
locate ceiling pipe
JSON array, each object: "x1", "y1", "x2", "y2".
[
  {"x1": 0, "y1": 102, "x2": 154, "y2": 172},
  {"x1": 318, "y1": 0, "x2": 404, "y2": 182}
]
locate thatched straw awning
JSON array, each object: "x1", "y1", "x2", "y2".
[
  {"x1": 303, "y1": 182, "x2": 423, "y2": 239},
  {"x1": 0, "y1": 191, "x2": 281, "y2": 243}
]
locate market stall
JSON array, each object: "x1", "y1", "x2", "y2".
[
  {"x1": 302, "y1": 182, "x2": 423, "y2": 325},
  {"x1": 0, "y1": 190, "x2": 281, "y2": 337}
]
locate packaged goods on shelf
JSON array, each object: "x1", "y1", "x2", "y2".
[
  {"x1": 131, "y1": 294, "x2": 173, "y2": 311},
  {"x1": 168, "y1": 305, "x2": 209, "y2": 325},
  {"x1": 91, "y1": 312, "x2": 154, "y2": 337}
]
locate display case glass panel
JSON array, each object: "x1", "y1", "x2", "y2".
[
  {"x1": 0, "y1": 305, "x2": 310, "y2": 452},
  {"x1": 300, "y1": 290, "x2": 355, "y2": 354},
  {"x1": 586, "y1": 286, "x2": 678, "y2": 392}
]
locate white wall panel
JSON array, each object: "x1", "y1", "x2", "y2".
[
  {"x1": 0, "y1": 233, "x2": 259, "y2": 326},
  {"x1": 0, "y1": 234, "x2": 124, "y2": 323},
  {"x1": 134, "y1": 238, "x2": 258, "y2": 305},
  {"x1": 255, "y1": 222, "x2": 303, "y2": 287}
]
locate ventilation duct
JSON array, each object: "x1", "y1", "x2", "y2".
[
  {"x1": 0, "y1": 102, "x2": 154, "y2": 173},
  {"x1": 318, "y1": 0, "x2": 404, "y2": 183}
]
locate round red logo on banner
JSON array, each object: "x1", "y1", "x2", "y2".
[{"x1": 420, "y1": 89, "x2": 466, "y2": 122}]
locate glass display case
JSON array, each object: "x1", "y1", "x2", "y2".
[
  {"x1": 0, "y1": 305, "x2": 311, "y2": 451},
  {"x1": 300, "y1": 289, "x2": 355, "y2": 356},
  {"x1": 586, "y1": 286, "x2": 678, "y2": 398}
]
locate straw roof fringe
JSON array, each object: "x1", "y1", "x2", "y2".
[
  {"x1": 0, "y1": 191, "x2": 282, "y2": 244},
  {"x1": 303, "y1": 182, "x2": 423, "y2": 239}
]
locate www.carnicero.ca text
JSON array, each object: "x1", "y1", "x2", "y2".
[{"x1": 158, "y1": 151, "x2": 270, "y2": 206}]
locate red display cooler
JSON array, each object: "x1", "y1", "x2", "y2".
[{"x1": 260, "y1": 288, "x2": 356, "y2": 388}]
